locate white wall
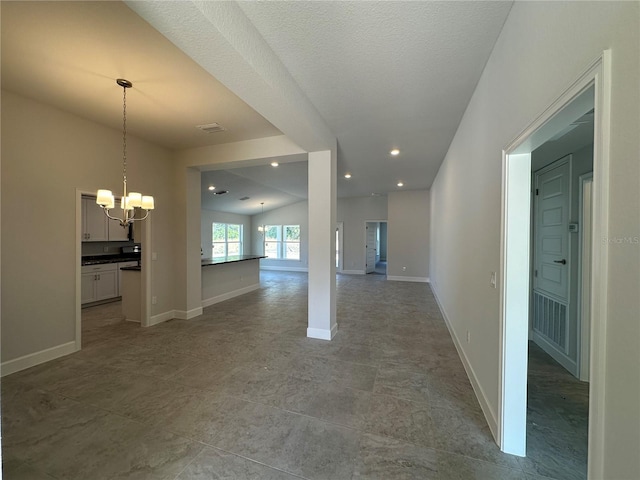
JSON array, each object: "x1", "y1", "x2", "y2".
[
  {"x1": 429, "y1": 3, "x2": 639, "y2": 478},
  {"x1": 1, "y1": 90, "x2": 176, "y2": 363},
  {"x1": 252, "y1": 201, "x2": 309, "y2": 271},
  {"x1": 387, "y1": 190, "x2": 430, "y2": 281},
  {"x1": 337, "y1": 196, "x2": 387, "y2": 273},
  {"x1": 201, "y1": 209, "x2": 251, "y2": 259}
]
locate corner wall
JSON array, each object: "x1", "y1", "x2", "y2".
[{"x1": 429, "y1": 3, "x2": 639, "y2": 477}]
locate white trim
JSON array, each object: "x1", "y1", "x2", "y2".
[
  {"x1": 498, "y1": 51, "x2": 611, "y2": 475},
  {"x1": 577, "y1": 173, "x2": 593, "y2": 382},
  {"x1": 1, "y1": 341, "x2": 77, "y2": 377},
  {"x1": 260, "y1": 266, "x2": 308, "y2": 272},
  {"x1": 336, "y1": 221, "x2": 344, "y2": 272},
  {"x1": 499, "y1": 152, "x2": 532, "y2": 457},
  {"x1": 387, "y1": 276, "x2": 429, "y2": 283},
  {"x1": 148, "y1": 310, "x2": 176, "y2": 326},
  {"x1": 587, "y1": 50, "x2": 611, "y2": 480},
  {"x1": 307, "y1": 324, "x2": 337, "y2": 341},
  {"x1": 202, "y1": 283, "x2": 260, "y2": 308},
  {"x1": 173, "y1": 306, "x2": 203, "y2": 320},
  {"x1": 340, "y1": 269, "x2": 365, "y2": 275},
  {"x1": 432, "y1": 286, "x2": 498, "y2": 439}
]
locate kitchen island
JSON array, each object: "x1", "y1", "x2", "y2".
[
  {"x1": 201, "y1": 255, "x2": 266, "y2": 307},
  {"x1": 120, "y1": 265, "x2": 141, "y2": 322}
]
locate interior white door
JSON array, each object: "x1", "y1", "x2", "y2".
[
  {"x1": 365, "y1": 222, "x2": 377, "y2": 274},
  {"x1": 532, "y1": 157, "x2": 574, "y2": 369},
  {"x1": 534, "y1": 160, "x2": 570, "y2": 301}
]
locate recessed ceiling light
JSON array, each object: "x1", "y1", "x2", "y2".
[
  {"x1": 344, "y1": 173, "x2": 352, "y2": 179},
  {"x1": 397, "y1": 182, "x2": 404, "y2": 187},
  {"x1": 208, "y1": 185, "x2": 215, "y2": 191},
  {"x1": 390, "y1": 149, "x2": 400, "y2": 156},
  {"x1": 271, "y1": 162, "x2": 279, "y2": 167}
]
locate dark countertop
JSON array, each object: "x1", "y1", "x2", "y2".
[
  {"x1": 120, "y1": 266, "x2": 141, "y2": 272},
  {"x1": 201, "y1": 255, "x2": 266, "y2": 267},
  {"x1": 82, "y1": 254, "x2": 140, "y2": 266}
]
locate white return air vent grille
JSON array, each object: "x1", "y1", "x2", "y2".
[
  {"x1": 196, "y1": 123, "x2": 226, "y2": 134},
  {"x1": 533, "y1": 291, "x2": 568, "y2": 353}
]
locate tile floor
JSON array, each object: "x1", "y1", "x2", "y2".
[{"x1": 2, "y1": 271, "x2": 584, "y2": 479}]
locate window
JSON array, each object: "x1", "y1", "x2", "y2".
[
  {"x1": 212, "y1": 223, "x2": 243, "y2": 258},
  {"x1": 264, "y1": 224, "x2": 300, "y2": 260}
]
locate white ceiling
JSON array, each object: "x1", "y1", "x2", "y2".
[{"x1": 2, "y1": 1, "x2": 515, "y2": 214}]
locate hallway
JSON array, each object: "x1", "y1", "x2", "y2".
[{"x1": 4, "y1": 272, "x2": 554, "y2": 479}]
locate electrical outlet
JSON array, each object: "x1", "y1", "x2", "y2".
[
  {"x1": 152, "y1": 296, "x2": 157, "y2": 305},
  {"x1": 103, "y1": 246, "x2": 109, "y2": 253},
  {"x1": 490, "y1": 272, "x2": 497, "y2": 288},
  {"x1": 402, "y1": 266, "x2": 407, "y2": 271},
  {"x1": 466, "y1": 330, "x2": 471, "y2": 343},
  {"x1": 152, "y1": 252, "x2": 158, "y2": 261}
]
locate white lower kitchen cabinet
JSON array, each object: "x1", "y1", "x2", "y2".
[{"x1": 81, "y1": 264, "x2": 118, "y2": 304}]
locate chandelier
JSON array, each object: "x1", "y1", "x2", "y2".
[
  {"x1": 96, "y1": 79, "x2": 154, "y2": 227},
  {"x1": 258, "y1": 202, "x2": 265, "y2": 234}
]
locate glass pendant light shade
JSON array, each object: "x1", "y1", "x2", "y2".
[
  {"x1": 120, "y1": 196, "x2": 134, "y2": 210},
  {"x1": 128, "y1": 192, "x2": 142, "y2": 208},
  {"x1": 97, "y1": 189, "x2": 114, "y2": 206},
  {"x1": 141, "y1": 196, "x2": 155, "y2": 210}
]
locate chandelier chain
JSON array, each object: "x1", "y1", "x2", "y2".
[{"x1": 122, "y1": 85, "x2": 127, "y2": 186}]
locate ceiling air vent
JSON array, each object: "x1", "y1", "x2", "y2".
[
  {"x1": 239, "y1": 196, "x2": 250, "y2": 201},
  {"x1": 196, "y1": 123, "x2": 226, "y2": 134}
]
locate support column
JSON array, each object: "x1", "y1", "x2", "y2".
[{"x1": 307, "y1": 149, "x2": 337, "y2": 340}]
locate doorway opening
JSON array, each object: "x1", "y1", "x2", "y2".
[
  {"x1": 365, "y1": 221, "x2": 387, "y2": 275},
  {"x1": 499, "y1": 52, "x2": 610, "y2": 480}
]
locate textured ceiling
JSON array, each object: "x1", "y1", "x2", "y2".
[
  {"x1": 2, "y1": 1, "x2": 516, "y2": 214},
  {"x1": 238, "y1": 1, "x2": 514, "y2": 196},
  {"x1": 201, "y1": 159, "x2": 309, "y2": 216}
]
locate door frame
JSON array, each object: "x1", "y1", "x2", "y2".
[
  {"x1": 498, "y1": 50, "x2": 610, "y2": 480},
  {"x1": 75, "y1": 189, "x2": 153, "y2": 348},
  {"x1": 578, "y1": 173, "x2": 593, "y2": 382},
  {"x1": 336, "y1": 222, "x2": 344, "y2": 272},
  {"x1": 363, "y1": 219, "x2": 386, "y2": 274}
]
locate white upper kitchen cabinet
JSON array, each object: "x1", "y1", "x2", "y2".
[{"x1": 81, "y1": 196, "x2": 108, "y2": 241}]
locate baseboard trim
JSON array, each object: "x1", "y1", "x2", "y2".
[
  {"x1": 387, "y1": 275, "x2": 430, "y2": 283},
  {"x1": 174, "y1": 307, "x2": 203, "y2": 320},
  {"x1": 1, "y1": 341, "x2": 77, "y2": 377},
  {"x1": 341, "y1": 270, "x2": 365, "y2": 275},
  {"x1": 148, "y1": 310, "x2": 175, "y2": 327},
  {"x1": 260, "y1": 266, "x2": 308, "y2": 272},
  {"x1": 307, "y1": 324, "x2": 337, "y2": 341},
  {"x1": 202, "y1": 283, "x2": 260, "y2": 308},
  {"x1": 431, "y1": 285, "x2": 499, "y2": 442}
]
